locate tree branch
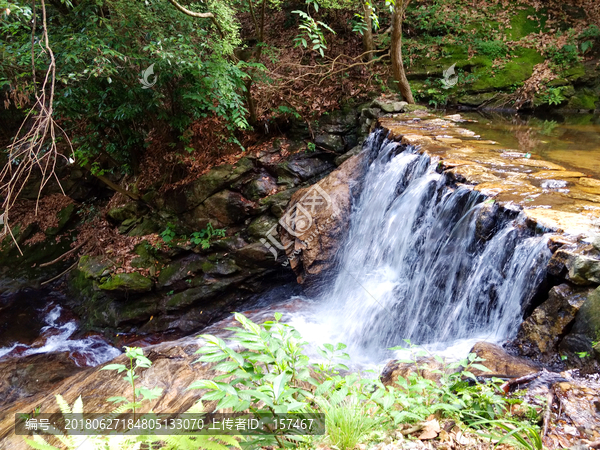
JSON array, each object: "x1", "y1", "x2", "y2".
[{"x1": 166, "y1": 0, "x2": 224, "y2": 38}]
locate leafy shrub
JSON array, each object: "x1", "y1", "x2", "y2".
[
  {"x1": 538, "y1": 86, "x2": 567, "y2": 106},
  {"x1": 23, "y1": 316, "x2": 543, "y2": 450},
  {"x1": 547, "y1": 43, "x2": 581, "y2": 67},
  {"x1": 190, "y1": 223, "x2": 226, "y2": 249}
]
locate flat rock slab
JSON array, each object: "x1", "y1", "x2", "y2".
[{"x1": 379, "y1": 116, "x2": 600, "y2": 238}]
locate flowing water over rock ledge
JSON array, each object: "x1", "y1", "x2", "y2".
[{"x1": 281, "y1": 112, "x2": 600, "y2": 368}]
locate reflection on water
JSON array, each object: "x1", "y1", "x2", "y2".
[{"x1": 458, "y1": 112, "x2": 600, "y2": 177}]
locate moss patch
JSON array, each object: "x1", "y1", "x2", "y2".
[{"x1": 98, "y1": 272, "x2": 153, "y2": 292}]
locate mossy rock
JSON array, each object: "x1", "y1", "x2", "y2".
[
  {"x1": 508, "y1": 7, "x2": 545, "y2": 40},
  {"x1": 259, "y1": 188, "x2": 299, "y2": 218},
  {"x1": 186, "y1": 158, "x2": 254, "y2": 208},
  {"x1": 566, "y1": 91, "x2": 598, "y2": 110},
  {"x1": 248, "y1": 215, "x2": 279, "y2": 240},
  {"x1": 45, "y1": 204, "x2": 76, "y2": 235},
  {"x1": 470, "y1": 48, "x2": 544, "y2": 92},
  {"x1": 457, "y1": 92, "x2": 498, "y2": 107},
  {"x1": 127, "y1": 218, "x2": 161, "y2": 237},
  {"x1": 131, "y1": 242, "x2": 160, "y2": 269},
  {"x1": 165, "y1": 277, "x2": 243, "y2": 311},
  {"x1": 107, "y1": 202, "x2": 145, "y2": 223},
  {"x1": 404, "y1": 104, "x2": 429, "y2": 112},
  {"x1": 563, "y1": 64, "x2": 586, "y2": 82},
  {"x1": 98, "y1": 272, "x2": 153, "y2": 293},
  {"x1": 77, "y1": 255, "x2": 110, "y2": 280},
  {"x1": 561, "y1": 287, "x2": 600, "y2": 360}
]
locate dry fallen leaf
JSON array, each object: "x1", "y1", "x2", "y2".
[{"x1": 418, "y1": 419, "x2": 441, "y2": 440}]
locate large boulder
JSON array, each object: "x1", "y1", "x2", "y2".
[
  {"x1": 517, "y1": 284, "x2": 593, "y2": 355},
  {"x1": 279, "y1": 150, "x2": 368, "y2": 286},
  {"x1": 559, "y1": 286, "x2": 600, "y2": 361},
  {"x1": 468, "y1": 342, "x2": 540, "y2": 377}
]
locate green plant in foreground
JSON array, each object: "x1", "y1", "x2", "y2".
[
  {"x1": 160, "y1": 223, "x2": 177, "y2": 246},
  {"x1": 101, "y1": 346, "x2": 163, "y2": 416},
  {"x1": 190, "y1": 223, "x2": 226, "y2": 249},
  {"x1": 24, "y1": 316, "x2": 543, "y2": 450}
]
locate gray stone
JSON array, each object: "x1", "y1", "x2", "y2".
[
  {"x1": 567, "y1": 254, "x2": 600, "y2": 285},
  {"x1": 361, "y1": 108, "x2": 381, "y2": 120},
  {"x1": 314, "y1": 134, "x2": 345, "y2": 153},
  {"x1": 392, "y1": 101, "x2": 408, "y2": 112},
  {"x1": 334, "y1": 144, "x2": 362, "y2": 166},
  {"x1": 592, "y1": 235, "x2": 600, "y2": 252}
]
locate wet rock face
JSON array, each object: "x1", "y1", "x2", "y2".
[
  {"x1": 517, "y1": 284, "x2": 593, "y2": 355},
  {"x1": 0, "y1": 352, "x2": 85, "y2": 409},
  {"x1": 560, "y1": 287, "x2": 600, "y2": 355},
  {"x1": 279, "y1": 150, "x2": 369, "y2": 287}
]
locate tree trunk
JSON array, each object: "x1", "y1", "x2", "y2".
[
  {"x1": 362, "y1": 1, "x2": 374, "y2": 61},
  {"x1": 391, "y1": 0, "x2": 414, "y2": 103}
]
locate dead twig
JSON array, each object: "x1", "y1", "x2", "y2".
[
  {"x1": 40, "y1": 260, "x2": 78, "y2": 285},
  {"x1": 1, "y1": 0, "x2": 73, "y2": 255},
  {"x1": 38, "y1": 238, "x2": 89, "y2": 268},
  {"x1": 542, "y1": 388, "x2": 554, "y2": 438}
]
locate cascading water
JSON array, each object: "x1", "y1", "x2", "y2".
[{"x1": 292, "y1": 129, "x2": 552, "y2": 362}]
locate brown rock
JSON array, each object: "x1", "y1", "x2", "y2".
[
  {"x1": 446, "y1": 164, "x2": 501, "y2": 184},
  {"x1": 524, "y1": 209, "x2": 598, "y2": 236},
  {"x1": 0, "y1": 337, "x2": 211, "y2": 450},
  {"x1": 469, "y1": 342, "x2": 539, "y2": 377},
  {"x1": 279, "y1": 151, "x2": 367, "y2": 285},
  {"x1": 381, "y1": 358, "x2": 449, "y2": 386},
  {"x1": 518, "y1": 284, "x2": 592, "y2": 354},
  {"x1": 203, "y1": 190, "x2": 257, "y2": 226},
  {"x1": 530, "y1": 170, "x2": 586, "y2": 179},
  {"x1": 0, "y1": 352, "x2": 86, "y2": 410}
]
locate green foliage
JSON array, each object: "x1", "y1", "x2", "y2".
[
  {"x1": 547, "y1": 43, "x2": 581, "y2": 67},
  {"x1": 160, "y1": 223, "x2": 177, "y2": 246},
  {"x1": 100, "y1": 346, "x2": 163, "y2": 415},
  {"x1": 190, "y1": 314, "x2": 542, "y2": 449},
  {"x1": 306, "y1": 142, "x2": 316, "y2": 152},
  {"x1": 579, "y1": 24, "x2": 600, "y2": 54},
  {"x1": 538, "y1": 86, "x2": 567, "y2": 106},
  {"x1": 292, "y1": 1, "x2": 336, "y2": 57},
  {"x1": 319, "y1": 397, "x2": 375, "y2": 450},
  {"x1": 1, "y1": 0, "x2": 249, "y2": 176},
  {"x1": 190, "y1": 223, "x2": 226, "y2": 249}
]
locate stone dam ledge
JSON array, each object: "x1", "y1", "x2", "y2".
[{"x1": 379, "y1": 113, "x2": 600, "y2": 239}]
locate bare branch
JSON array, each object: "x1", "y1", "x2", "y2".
[{"x1": 166, "y1": 0, "x2": 224, "y2": 38}]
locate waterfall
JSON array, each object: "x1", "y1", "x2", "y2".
[{"x1": 299, "y1": 130, "x2": 552, "y2": 361}]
